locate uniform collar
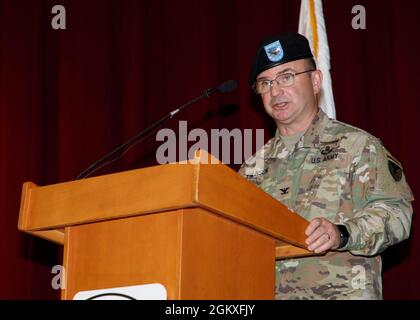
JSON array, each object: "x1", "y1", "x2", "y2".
[
  {"x1": 300, "y1": 108, "x2": 330, "y2": 149},
  {"x1": 265, "y1": 108, "x2": 330, "y2": 159}
]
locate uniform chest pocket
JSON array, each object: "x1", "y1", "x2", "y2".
[{"x1": 296, "y1": 152, "x2": 351, "y2": 221}]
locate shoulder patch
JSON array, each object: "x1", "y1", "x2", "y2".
[
  {"x1": 382, "y1": 144, "x2": 403, "y2": 182},
  {"x1": 388, "y1": 159, "x2": 402, "y2": 182},
  {"x1": 374, "y1": 143, "x2": 413, "y2": 201}
]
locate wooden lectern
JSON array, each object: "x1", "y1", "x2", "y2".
[{"x1": 18, "y1": 150, "x2": 312, "y2": 300}]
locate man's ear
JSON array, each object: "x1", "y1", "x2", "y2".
[{"x1": 312, "y1": 70, "x2": 323, "y2": 94}]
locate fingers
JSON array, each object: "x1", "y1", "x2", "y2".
[
  {"x1": 305, "y1": 218, "x2": 325, "y2": 243},
  {"x1": 308, "y1": 233, "x2": 334, "y2": 253},
  {"x1": 305, "y1": 218, "x2": 340, "y2": 253},
  {"x1": 305, "y1": 218, "x2": 321, "y2": 236}
]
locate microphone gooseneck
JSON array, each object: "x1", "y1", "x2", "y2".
[{"x1": 76, "y1": 80, "x2": 237, "y2": 180}]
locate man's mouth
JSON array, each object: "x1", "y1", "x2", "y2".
[{"x1": 272, "y1": 102, "x2": 288, "y2": 110}]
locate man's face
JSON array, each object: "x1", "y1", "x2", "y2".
[{"x1": 257, "y1": 59, "x2": 322, "y2": 128}]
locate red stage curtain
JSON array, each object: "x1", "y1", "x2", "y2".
[{"x1": 0, "y1": 0, "x2": 418, "y2": 299}]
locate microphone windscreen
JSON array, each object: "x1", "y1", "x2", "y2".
[{"x1": 217, "y1": 80, "x2": 237, "y2": 93}]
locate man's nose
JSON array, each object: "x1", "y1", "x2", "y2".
[{"x1": 270, "y1": 83, "x2": 284, "y2": 97}]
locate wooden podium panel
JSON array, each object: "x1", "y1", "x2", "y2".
[
  {"x1": 19, "y1": 150, "x2": 313, "y2": 299},
  {"x1": 63, "y1": 208, "x2": 275, "y2": 300}
]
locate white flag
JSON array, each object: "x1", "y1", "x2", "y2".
[{"x1": 298, "y1": 0, "x2": 336, "y2": 119}]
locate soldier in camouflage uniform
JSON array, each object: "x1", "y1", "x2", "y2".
[{"x1": 239, "y1": 32, "x2": 414, "y2": 299}]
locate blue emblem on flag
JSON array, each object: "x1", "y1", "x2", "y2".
[{"x1": 264, "y1": 40, "x2": 284, "y2": 62}]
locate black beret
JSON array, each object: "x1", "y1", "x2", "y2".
[{"x1": 249, "y1": 32, "x2": 313, "y2": 85}]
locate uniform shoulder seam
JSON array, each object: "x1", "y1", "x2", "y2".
[{"x1": 330, "y1": 119, "x2": 379, "y2": 142}]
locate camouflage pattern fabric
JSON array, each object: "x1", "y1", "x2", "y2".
[{"x1": 239, "y1": 109, "x2": 414, "y2": 300}]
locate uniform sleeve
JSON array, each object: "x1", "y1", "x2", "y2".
[
  {"x1": 340, "y1": 138, "x2": 414, "y2": 256},
  {"x1": 238, "y1": 162, "x2": 247, "y2": 177}
]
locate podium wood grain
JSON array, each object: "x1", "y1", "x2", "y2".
[{"x1": 19, "y1": 150, "x2": 313, "y2": 299}]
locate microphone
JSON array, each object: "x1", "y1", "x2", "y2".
[
  {"x1": 76, "y1": 80, "x2": 238, "y2": 180},
  {"x1": 214, "y1": 80, "x2": 238, "y2": 94},
  {"x1": 170, "y1": 80, "x2": 237, "y2": 118}
]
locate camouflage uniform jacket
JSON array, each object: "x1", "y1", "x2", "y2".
[{"x1": 239, "y1": 109, "x2": 414, "y2": 300}]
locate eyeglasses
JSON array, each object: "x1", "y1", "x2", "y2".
[{"x1": 252, "y1": 69, "x2": 315, "y2": 94}]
